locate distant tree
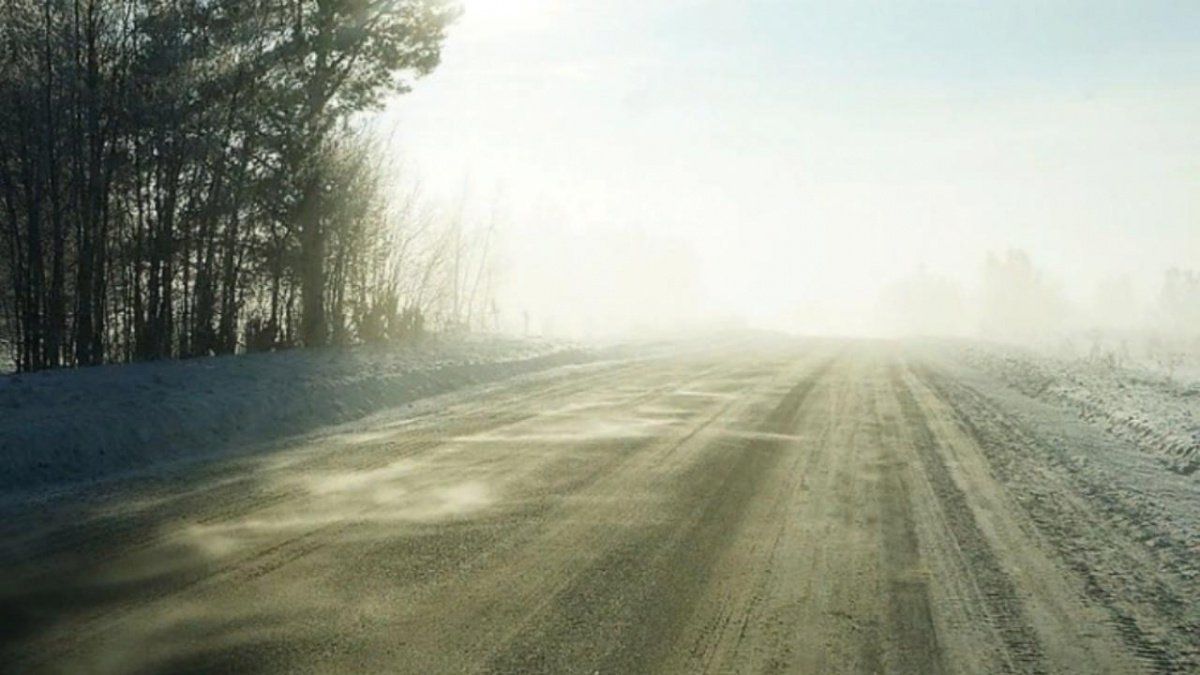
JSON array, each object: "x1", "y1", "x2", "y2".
[
  {"x1": 878, "y1": 267, "x2": 966, "y2": 337},
  {"x1": 979, "y1": 249, "x2": 1066, "y2": 342},
  {"x1": 1159, "y1": 268, "x2": 1200, "y2": 335}
]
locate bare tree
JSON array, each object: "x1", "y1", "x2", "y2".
[{"x1": 0, "y1": 0, "x2": 463, "y2": 371}]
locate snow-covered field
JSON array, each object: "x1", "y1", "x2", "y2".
[
  {"x1": 0, "y1": 336, "x2": 594, "y2": 494},
  {"x1": 956, "y1": 342, "x2": 1200, "y2": 475}
]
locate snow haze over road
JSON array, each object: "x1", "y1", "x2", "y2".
[{"x1": 382, "y1": 1, "x2": 1200, "y2": 337}]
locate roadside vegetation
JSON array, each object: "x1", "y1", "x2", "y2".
[{"x1": 0, "y1": 0, "x2": 505, "y2": 374}]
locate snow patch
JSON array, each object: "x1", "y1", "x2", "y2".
[
  {"x1": 0, "y1": 336, "x2": 592, "y2": 494},
  {"x1": 958, "y1": 344, "x2": 1200, "y2": 475}
]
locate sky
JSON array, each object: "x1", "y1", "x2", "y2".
[{"x1": 381, "y1": 0, "x2": 1200, "y2": 337}]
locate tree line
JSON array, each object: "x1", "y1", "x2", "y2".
[{"x1": 0, "y1": 0, "x2": 493, "y2": 373}]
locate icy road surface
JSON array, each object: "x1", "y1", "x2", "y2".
[{"x1": 1, "y1": 338, "x2": 1196, "y2": 673}]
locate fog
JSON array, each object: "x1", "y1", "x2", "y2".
[{"x1": 380, "y1": 0, "x2": 1198, "y2": 344}]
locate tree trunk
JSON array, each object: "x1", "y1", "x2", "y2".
[{"x1": 298, "y1": 174, "x2": 326, "y2": 347}]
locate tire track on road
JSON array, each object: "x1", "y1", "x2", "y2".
[
  {"x1": 916, "y1": 362, "x2": 1193, "y2": 674},
  {"x1": 483, "y1": 357, "x2": 836, "y2": 674},
  {"x1": 874, "y1": 381, "x2": 945, "y2": 675},
  {"x1": 891, "y1": 365, "x2": 1048, "y2": 674}
]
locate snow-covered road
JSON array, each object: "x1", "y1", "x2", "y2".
[{"x1": 1, "y1": 337, "x2": 1196, "y2": 673}]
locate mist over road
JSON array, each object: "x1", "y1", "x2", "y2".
[{"x1": 1, "y1": 338, "x2": 1194, "y2": 673}]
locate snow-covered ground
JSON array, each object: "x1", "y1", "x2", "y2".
[
  {"x1": 955, "y1": 342, "x2": 1200, "y2": 475},
  {"x1": 0, "y1": 336, "x2": 594, "y2": 494}
]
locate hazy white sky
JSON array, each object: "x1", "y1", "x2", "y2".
[{"x1": 382, "y1": 0, "x2": 1200, "y2": 336}]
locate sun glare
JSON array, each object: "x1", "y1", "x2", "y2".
[{"x1": 458, "y1": 0, "x2": 561, "y2": 39}]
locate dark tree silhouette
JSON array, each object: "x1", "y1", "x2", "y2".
[{"x1": 0, "y1": 0, "x2": 465, "y2": 372}]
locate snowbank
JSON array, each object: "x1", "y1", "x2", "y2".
[
  {"x1": 0, "y1": 337, "x2": 593, "y2": 492},
  {"x1": 959, "y1": 344, "x2": 1200, "y2": 475}
]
